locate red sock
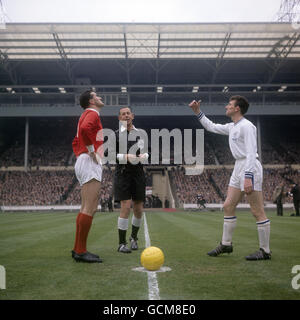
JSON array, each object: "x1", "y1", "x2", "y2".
[
  {"x1": 73, "y1": 213, "x2": 82, "y2": 252},
  {"x1": 74, "y1": 213, "x2": 93, "y2": 254}
]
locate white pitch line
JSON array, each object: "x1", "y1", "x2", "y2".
[{"x1": 143, "y1": 212, "x2": 160, "y2": 300}]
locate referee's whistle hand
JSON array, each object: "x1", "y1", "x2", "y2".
[
  {"x1": 139, "y1": 153, "x2": 149, "y2": 164},
  {"x1": 126, "y1": 154, "x2": 139, "y2": 164},
  {"x1": 139, "y1": 153, "x2": 149, "y2": 160}
]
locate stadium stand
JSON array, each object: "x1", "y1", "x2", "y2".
[
  {"x1": 0, "y1": 165, "x2": 299, "y2": 207},
  {"x1": 1, "y1": 117, "x2": 300, "y2": 208},
  {"x1": 64, "y1": 168, "x2": 114, "y2": 206},
  {"x1": 169, "y1": 167, "x2": 221, "y2": 206},
  {"x1": 1, "y1": 23, "x2": 300, "y2": 209},
  {"x1": 0, "y1": 170, "x2": 74, "y2": 205}
]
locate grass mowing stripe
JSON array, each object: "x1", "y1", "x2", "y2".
[
  {"x1": 153, "y1": 211, "x2": 222, "y2": 247},
  {"x1": 0, "y1": 212, "x2": 73, "y2": 224},
  {"x1": 0, "y1": 212, "x2": 80, "y2": 234},
  {"x1": 0, "y1": 213, "x2": 116, "y2": 256},
  {"x1": 0, "y1": 212, "x2": 114, "y2": 239},
  {"x1": 0, "y1": 216, "x2": 74, "y2": 235}
]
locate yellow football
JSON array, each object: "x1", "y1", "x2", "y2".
[{"x1": 141, "y1": 246, "x2": 164, "y2": 271}]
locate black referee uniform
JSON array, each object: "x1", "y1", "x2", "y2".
[{"x1": 113, "y1": 127, "x2": 147, "y2": 202}]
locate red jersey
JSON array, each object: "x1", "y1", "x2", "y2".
[{"x1": 72, "y1": 108, "x2": 103, "y2": 158}]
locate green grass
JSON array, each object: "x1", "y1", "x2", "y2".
[{"x1": 0, "y1": 210, "x2": 300, "y2": 300}]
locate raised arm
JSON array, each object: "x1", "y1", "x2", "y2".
[{"x1": 189, "y1": 100, "x2": 230, "y2": 135}]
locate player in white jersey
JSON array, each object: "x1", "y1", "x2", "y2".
[{"x1": 189, "y1": 96, "x2": 271, "y2": 260}]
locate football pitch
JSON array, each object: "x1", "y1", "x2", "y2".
[{"x1": 0, "y1": 210, "x2": 299, "y2": 300}]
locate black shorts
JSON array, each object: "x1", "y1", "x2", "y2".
[{"x1": 114, "y1": 170, "x2": 146, "y2": 202}]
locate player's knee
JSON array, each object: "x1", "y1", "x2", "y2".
[
  {"x1": 121, "y1": 200, "x2": 131, "y2": 210},
  {"x1": 120, "y1": 205, "x2": 131, "y2": 218},
  {"x1": 124, "y1": 208, "x2": 131, "y2": 215},
  {"x1": 223, "y1": 202, "x2": 233, "y2": 213},
  {"x1": 251, "y1": 209, "x2": 265, "y2": 220},
  {"x1": 81, "y1": 202, "x2": 98, "y2": 216}
]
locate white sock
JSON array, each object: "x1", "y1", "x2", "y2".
[
  {"x1": 132, "y1": 215, "x2": 142, "y2": 227},
  {"x1": 118, "y1": 217, "x2": 129, "y2": 230},
  {"x1": 222, "y1": 216, "x2": 237, "y2": 245},
  {"x1": 257, "y1": 219, "x2": 271, "y2": 253}
]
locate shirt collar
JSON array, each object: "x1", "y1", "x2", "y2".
[
  {"x1": 86, "y1": 107, "x2": 99, "y2": 116},
  {"x1": 234, "y1": 117, "x2": 245, "y2": 126},
  {"x1": 120, "y1": 125, "x2": 138, "y2": 132}
]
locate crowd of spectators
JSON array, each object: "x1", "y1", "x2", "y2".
[
  {"x1": 0, "y1": 137, "x2": 73, "y2": 168},
  {"x1": 205, "y1": 134, "x2": 234, "y2": 165},
  {"x1": 260, "y1": 140, "x2": 283, "y2": 164},
  {"x1": 0, "y1": 170, "x2": 74, "y2": 206},
  {"x1": 2, "y1": 114, "x2": 300, "y2": 209},
  {"x1": 263, "y1": 167, "x2": 300, "y2": 203},
  {"x1": 1, "y1": 134, "x2": 300, "y2": 168},
  {"x1": 64, "y1": 168, "x2": 114, "y2": 205},
  {"x1": 260, "y1": 139, "x2": 300, "y2": 165},
  {"x1": 0, "y1": 166, "x2": 299, "y2": 207},
  {"x1": 282, "y1": 165, "x2": 300, "y2": 184},
  {"x1": 0, "y1": 142, "x2": 25, "y2": 167},
  {"x1": 278, "y1": 141, "x2": 300, "y2": 164},
  {"x1": 263, "y1": 168, "x2": 286, "y2": 203},
  {"x1": 204, "y1": 140, "x2": 216, "y2": 165},
  {"x1": 0, "y1": 119, "x2": 75, "y2": 168},
  {"x1": 169, "y1": 166, "x2": 221, "y2": 205},
  {"x1": 168, "y1": 166, "x2": 300, "y2": 205},
  {"x1": 209, "y1": 168, "x2": 233, "y2": 201},
  {"x1": 29, "y1": 144, "x2": 72, "y2": 167}
]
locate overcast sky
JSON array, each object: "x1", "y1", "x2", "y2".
[{"x1": 2, "y1": 0, "x2": 282, "y2": 23}]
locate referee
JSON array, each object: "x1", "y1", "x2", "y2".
[{"x1": 112, "y1": 107, "x2": 149, "y2": 253}]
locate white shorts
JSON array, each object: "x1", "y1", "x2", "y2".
[
  {"x1": 74, "y1": 153, "x2": 102, "y2": 186},
  {"x1": 229, "y1": 158, "x2": 263, "y2": 191}
]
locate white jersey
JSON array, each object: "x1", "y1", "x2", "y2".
[{"x1": 197, "y1": 111, "x2": 259, "y2": 180}]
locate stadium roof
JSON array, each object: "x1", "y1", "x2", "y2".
[
  {"x1": 1, "y1": 22, "x2": 300, "y2": 60},
  {"x1": 0, "y1": 22, "x2": 300, "y2": 92}
]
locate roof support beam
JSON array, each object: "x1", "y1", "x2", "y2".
[
  {"x1": 267, "y1": 32, "x2": 300, "y2": 83},
  {"x1": 123, "y1": 33, "x2": 131, "y2": 86},
  {"x1": 210, "y1": 32, "x2": 231, "y2": 84},
  {"x1": 52, "y1": 33, "x2": 75, "y2": 84},
  {"x1": 0, "y1": 49, "x2": 19, "y2": 84}
]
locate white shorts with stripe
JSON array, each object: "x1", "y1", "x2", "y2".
[
  {"x1": 74, "y1": 153, "x2": 102, "y2": 186},
  {"x1": 229, "y1": 158, "x2": 263, "y2": 191}
]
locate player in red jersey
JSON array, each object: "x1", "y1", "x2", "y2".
[{"x1": 71, "y1": 90, "x2": 104, "y2": 263}]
